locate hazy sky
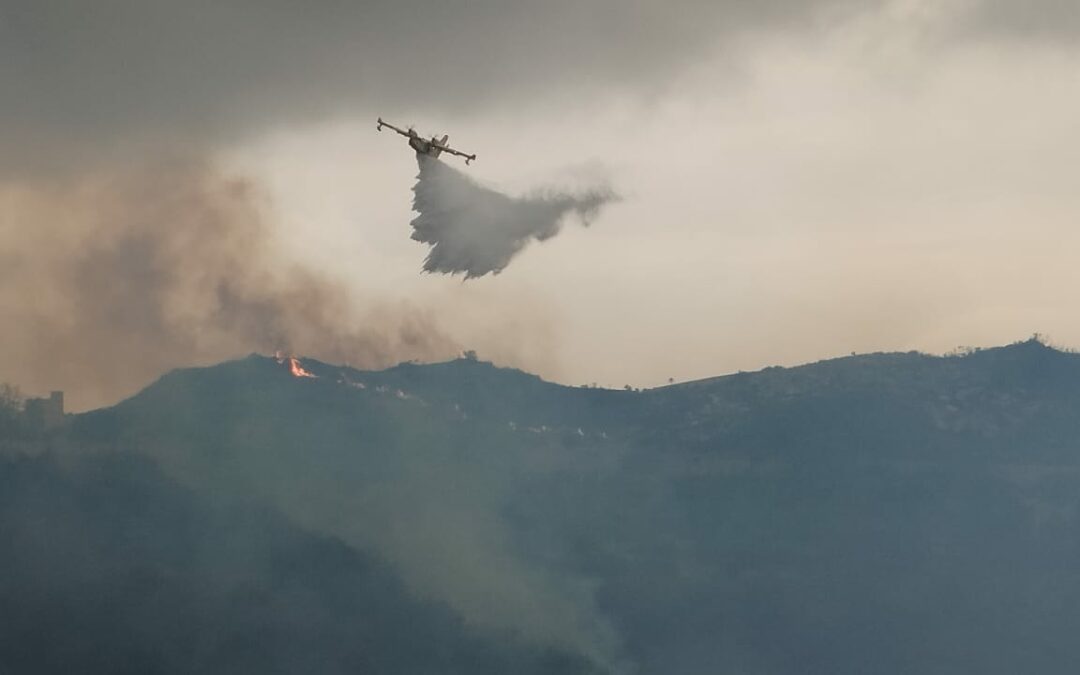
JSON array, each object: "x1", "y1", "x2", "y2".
[{"x1": 3, "y1": 0, "x2": 1080, "y2": 406}]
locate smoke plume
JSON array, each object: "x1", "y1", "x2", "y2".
[
  {"x1": 410, "y1": 155, "x2": 616, "y2": 278},
  {"x1": 0, "y1": 158, "x2": 460, "y2": 410}
]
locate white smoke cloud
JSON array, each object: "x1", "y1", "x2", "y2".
[{"x1": 409, "y1": 155, "x2": 616, "y2": 278}]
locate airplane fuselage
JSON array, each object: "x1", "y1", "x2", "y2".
[
  {"x1": 408, "y1": 136, "x2": 442, "y2": 158},
  {"x1": 379, "y1": 118, "x2": 473, "y2": 164}
]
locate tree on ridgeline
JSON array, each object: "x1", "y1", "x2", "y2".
[{"x1": 0, "y1": 384, "x2": 25, "y2": 438}]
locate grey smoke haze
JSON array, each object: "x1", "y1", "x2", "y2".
[
  {"x1": 3, "y1": 1, "x2": 1071, "y2": 169},
  {"x1": 0, "y1": 159, "x2": 460, "y2": 410},
  {"x1": 964, "y1": 0, "x2": 1080, "y2": 39},
  {"x1": 0, "y1": 0, "x2": 865, "y2": 174},
  {"x1": 410, "y1": 156, "x2": 616, "y2": 278},
  {"x1": 4, "y1": 0, "x2": 1078, "y2": 395},
  {"x1": 0, "y1": 451, "x2": 604, "y2": 675}
]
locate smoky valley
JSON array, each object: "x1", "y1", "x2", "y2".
[{"x1": 2, "y1": 337, "x2": 1080, "y2": 674}]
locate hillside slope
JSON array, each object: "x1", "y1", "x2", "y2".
[
  {"x1": 10, "y1": 339, "x2": 1080, "y2": 674},
  {"x1": 0, "y1": 450, "x2": 600, "y2": 675}
]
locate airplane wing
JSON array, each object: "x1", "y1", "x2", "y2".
[
  {"x1": 376, "y1": 117, "x2": 410, "y2": 137},
  {"x1": 431, "y1": 143, "x2": 477, "y2": 165},
  {"x1": 378, "y1": 118, "x2": 476, "y2": 164}
]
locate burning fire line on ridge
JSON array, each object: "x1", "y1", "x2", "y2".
[{"x1": 275, "y1": 352, "x2": 318, "y2": 378}]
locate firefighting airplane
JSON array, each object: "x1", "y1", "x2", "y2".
[{"x1": 377, "y1": 117, "x2": 477, "y2": 165}]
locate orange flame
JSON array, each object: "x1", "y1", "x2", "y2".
[
  {"x1": 288, "y1": 357, "x2": 317, "y2": 378},
  {"x1": 274, "y1": 352, "x2": 317, "y2": 378}
]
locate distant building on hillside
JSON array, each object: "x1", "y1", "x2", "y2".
[{"x1": 24, "y1": 391, "x2": 64, "y2": 431}]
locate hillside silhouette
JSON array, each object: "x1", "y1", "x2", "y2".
[{"x1": 5, "y1": 338, "x2": 1080, "y2": 674}]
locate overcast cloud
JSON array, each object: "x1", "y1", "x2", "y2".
[
  {"x1": 4, "y1": 0, "x2": 1080, "y2": 400},
  {"x1": 964, "y1": 0, "x2": 1080, "y2": 39},
  {"x1": 7, "y1": 3, "x2": 1080, "y2": 668},
  {"x1": 3, "y1": 0, "x2": 1078, "y2": 167},
  {"x1": 1, "y1": 0, "x2": 868, "y2": 173}
]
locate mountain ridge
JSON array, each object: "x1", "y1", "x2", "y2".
[
  {"x1": 9, "y1": 336, "x2": 1080, "y2": 674},
  {"x1": 79, "y1": 335, "x2": 1077, "y2": 417}
]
